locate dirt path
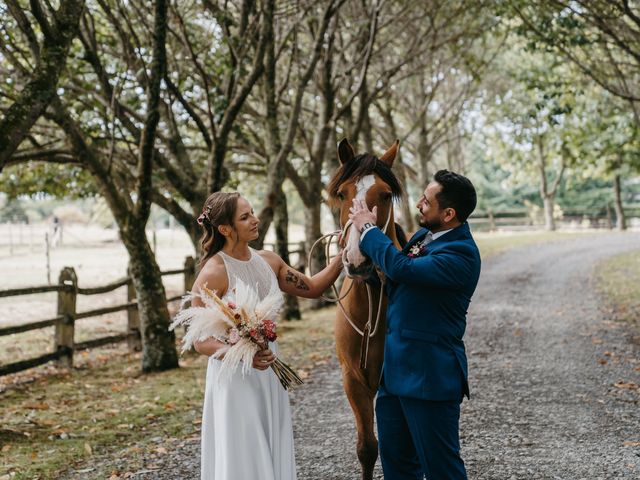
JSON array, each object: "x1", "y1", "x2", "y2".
[
  {"x1": 66, "y1": 232, "x2": 640, "y2": 479},
  {"x1": 460, "y1": 232, "x2": 640, "y2": 479}
]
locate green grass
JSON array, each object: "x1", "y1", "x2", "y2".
[
  {"x1": 474, "y1": 230, "x2": 592, "y2": 259},
  {"x1": 0, "y1": 229, "x2": 605, "y2": 479},
  {"x1": 0, "y1": 308, "x2": 336, "y2": 480},
  {"x1": 596, "y1": 249, "x2": 640, "y2": 325}
]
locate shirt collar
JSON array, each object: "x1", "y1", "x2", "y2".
[{"x1": 430, "y1": 228, "x2": 453, "y2": 241}]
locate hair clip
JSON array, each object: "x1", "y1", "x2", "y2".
[{"x1": 197, "y1": 205, "x2": 213, "y2": 226}]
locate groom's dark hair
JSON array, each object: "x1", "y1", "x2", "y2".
[{"x1": 433, "y1": 170, "x2": 477, "y2": 223}]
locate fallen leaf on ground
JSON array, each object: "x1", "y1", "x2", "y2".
[
  {"x1": 84, "y1": 442, "x2": 93, "y2": 455},
  {"x1": 24, "y1": 402, "x2": 49, "y2": 410},
  {"x1": 614, "y1": 381, "x2": 639, "y2": 390}
]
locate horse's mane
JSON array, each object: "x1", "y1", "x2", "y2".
[
  {"x1": 395, "y1": 222, "x2": 408, "y2": 248},
  {"x1": 326, "y1": 154, "x2": 404, "y2": 206}
]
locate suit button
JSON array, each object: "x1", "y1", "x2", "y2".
[{"x1": 386, "y1": 328, "x2": 391, "y2": 334}]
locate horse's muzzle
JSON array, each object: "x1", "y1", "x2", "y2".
[{"x1": 345, "y1": 260, "x2": 375, "y2": 280}]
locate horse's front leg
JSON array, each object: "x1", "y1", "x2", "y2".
[{"x1": 341, "y1": 368, "x2": 378, "y2": 480}]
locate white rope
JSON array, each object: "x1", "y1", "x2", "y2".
[{"x1": 307, "y1": 207, "x2": 392, "y2": 340}]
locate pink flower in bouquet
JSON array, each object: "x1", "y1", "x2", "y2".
[
  {"x1": 228, "y1": 328, "x2": 240, "y2": 345},
  {"x1": 170, "y1": 280, "x2": 304, "y2": 390},
  {"x1": 262, "y1": 319, "x2": 277, "y2": 342}
]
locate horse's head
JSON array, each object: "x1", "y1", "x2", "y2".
[{"x1": 327, "y1": 138, "x2": 403, "y2": 280}]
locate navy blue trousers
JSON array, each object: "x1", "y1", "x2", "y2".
[{"x1": 376, "y1": 391, "x2": 467, "y2": 480}]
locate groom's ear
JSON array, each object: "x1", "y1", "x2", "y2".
[
  {"x1": 443, "y1": 207, "x2": 457, "y2": 224},
  {"x1": 338, "y1": 138, "x2": 355, "y2": 164}
]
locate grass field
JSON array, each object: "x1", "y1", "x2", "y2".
[
  {"x1": 596, "y1": 249, "x2": 640, "y2": 327},
  {"x1": 0, "y1": 227, "x2": 626, "y2": 479},
  {"x1": 0, "y1": 307, "x2": 336, "y2": 480},
  {"x1": 473, "y1": 229, "x2": 600, "y2": 259}
]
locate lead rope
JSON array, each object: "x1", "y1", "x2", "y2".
[{"x1": 307, "y1": 208, "x2": 392, "y2": 369}]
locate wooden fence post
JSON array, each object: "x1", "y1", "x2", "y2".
[
  {"x1": 55, "y1": 267, "x2": 77, "y2": 367},
  {"x1": 126, "y1": 268, "x2": 142, "y2": 352},
  {"x1": 184, "y1": 256, "x2": 195, "y2": 292}
]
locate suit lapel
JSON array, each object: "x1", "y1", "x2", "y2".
[
  {"x1": 426, "y1": 223, "x2": 471, "y2": 251},
  {"x1": 402, "y1": 228, "x2": 429, "y2": 254},
  {"x1": 402, "y1": 223, "x2": 471, "y2": 255}
]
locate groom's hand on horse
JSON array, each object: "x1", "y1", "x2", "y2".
[{"x1": 349, "y1": 199, "x2": 377, "y2": 232}]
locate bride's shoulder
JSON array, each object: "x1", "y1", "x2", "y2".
[
  {"x1": 194, "y1": 255, "x2": 228, "y2": 293},
  {"x1": 256, "y1": 249, "x2": 284, "y2": 269}
]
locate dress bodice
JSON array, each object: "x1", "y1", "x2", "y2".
[{"x1": 218, "y1": 248, "x2": 283, "y2": 310}]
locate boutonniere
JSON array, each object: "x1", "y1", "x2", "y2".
[{"x1": 407, "y1": 240, "x2": 427, "y2": 258}]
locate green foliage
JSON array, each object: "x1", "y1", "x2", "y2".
[
  {"x1": 483, "y1": 46, "x2": 580, "y2": 189},
  {"x1": 467, "y1": 137, "x2": 539, "y2": 212},
  {"x1": 0, "y1": 162, "x2": 98, "y2": 199}
]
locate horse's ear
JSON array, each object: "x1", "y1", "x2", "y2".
[
  {"x1": 379, "y1": 139, "x2": 400, "y2": 167},
  {"x1": 338, "y1": 138, "x2": 355, "y2": 164}
]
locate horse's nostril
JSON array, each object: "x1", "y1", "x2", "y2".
[{"x1": 347, "y1": 262, "x2": 374, "y2": 279}]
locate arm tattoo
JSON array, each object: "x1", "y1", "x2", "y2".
[{"x1": 285, "y1": 269, "x2": 310, "y2": 291}]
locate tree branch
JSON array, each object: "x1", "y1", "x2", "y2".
[{"x1": 134, "y1": 0, "x2": 167, "y2": 222}]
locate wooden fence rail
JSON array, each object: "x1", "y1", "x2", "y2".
[{"x1": 0, "y1": 256, "x2": 196, "y2": 377}]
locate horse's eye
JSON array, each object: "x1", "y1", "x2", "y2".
[
  {"x1": 380, "y1": 192, "x2": 392, "y2": 201},
  {"x1": 337, "y1": 192, "x2": 345, "y2": 200}
]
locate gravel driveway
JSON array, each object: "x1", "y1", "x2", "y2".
[{"x1": 69, "y1": 232, "x2": 640, "y2": 479}]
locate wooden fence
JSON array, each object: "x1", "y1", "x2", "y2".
[{"x1": 0, "y1": 256, "x2": 196, "y2": 377}]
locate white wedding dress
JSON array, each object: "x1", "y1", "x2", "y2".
[{"x1": 200, "y1": 248, "x2": 297, "y2": 480}]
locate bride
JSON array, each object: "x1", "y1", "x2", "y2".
[{"x1": 188, "y1": 191, "x2": 343, "y2": 480}]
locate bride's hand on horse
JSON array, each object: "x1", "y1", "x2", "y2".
[
  {"x1": 329, "y1": 250, "x2": 344, "y2": 270},
  {"x1": 252, "y1": 348, "x2": 276, "y2": 370},
  {"x1": 348, "y1": 199, "x2": 377, "y2": 232}
]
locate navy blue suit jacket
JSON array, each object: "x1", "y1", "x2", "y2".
[{"x1": 359, "y1": 222, "x2": 481, "y2": 402}]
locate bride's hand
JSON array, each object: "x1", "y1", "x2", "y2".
[{"x1": 252, "y1": 348, "x2": 276, "y2": 370}]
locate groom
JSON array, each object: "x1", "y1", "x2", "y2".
[{"x1": 349, "y1": 170, "x2": 481, "y2": 480}]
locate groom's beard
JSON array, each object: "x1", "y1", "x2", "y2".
[{"x1": 419, "y1": 218, "x2": 442, "y2": 231}]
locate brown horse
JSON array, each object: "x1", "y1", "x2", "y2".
[{"x1": 327, "y1": 138, "x2": 406, "y2": 480}]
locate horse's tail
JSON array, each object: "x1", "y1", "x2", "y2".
[{"x1": 395, "y1": 222, "x2": 408, "y2": 248}]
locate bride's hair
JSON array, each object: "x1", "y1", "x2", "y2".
[{"x1": 198, "y1": 192, "x2": 241, "y2": 268}]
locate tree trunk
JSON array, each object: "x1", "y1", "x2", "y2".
[
  {"x1": 123, "y1": 225, "x2": 178, "y2": 372},
  {"x1": 375, "y1": 100, "x2": 414, "y2": 233},
  {"x1": 391, "y1": 149, "x2": 415, "y2": 234},
  {"x1": 305, "y1": 200, "x2": 328, "y2": 310},
  {"x1": 613, "y1": 174, "x2": 627, "y2": 231},
  {"x1": 418, "y1": 121, "x2": 432, "y2": 186},
  {"x1": 605, "y1": 203, "x2": 613, "y2": 229},
  {"x1": 542, "y1": 195, "x2": 556, "y2": 231},
  {"x1": 275, "y1": 190, "x2": 301, "y2": 320}
]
